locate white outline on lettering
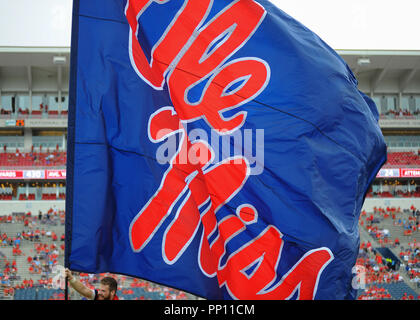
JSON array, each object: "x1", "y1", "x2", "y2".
[{"x1": 125, "y1": 0, "x2": 213, "y2": 90}]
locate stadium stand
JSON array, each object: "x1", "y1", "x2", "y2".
[
  {"x1": 0, "y1": 93, "x2": 68, "y2": 121},
  {"x1": 0, "y1": 209, "x2": 195, "y2": 300},
  {"x1": 0, "y1": 39, "x2": 419, "y2": 300},
  {"x1": 0, "y1": 202, "x2": 418, "y2": 300},
  {"x1": 0, "y1": 151, "x2": 66, "y2": 167},
  {"x1": 356, "y1": 205, "x2": 420, "y2": 300},
  {"x1": 384, "y1": 151, "x2": 420, "y2": 167},
  {"x1": 0, "y1": 182, "x2": 66, "y2": 201}
]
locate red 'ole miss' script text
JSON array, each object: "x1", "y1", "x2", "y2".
[
  {"x1": 125, "y1": 0, "x2": 334, "y2": 299},
  {"x1": 125, "y1": 0, "x2": 270, "y2": 134}
]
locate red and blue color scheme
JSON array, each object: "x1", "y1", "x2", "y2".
[{"x1": 65, "y1": 0, "x2": 387, "y2": 299}]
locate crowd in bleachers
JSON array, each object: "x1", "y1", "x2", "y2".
[
  {"x1": 0, "y1": 147, "x2": 66, "y2": 167},
  {"x1": 360, "y1": 206, "x2": 419, "y2": 246},
  {"x1": 0, "y1": 208, "x2": 65, "y2": 298},
  {"x1": 357, "y1": 242, "x2": 404, "y2": 286},
  {"x1": 399, "y1": 240, "x2": 420, "y2": 284},
  {"x1": 0, "y1": 201, "x2": 419, "y2": 300},
  {"x1": 0, "y1": 208, "x2": 194, "y2": 300},
  {"x1": 356, "y1": 205, "x2": 420, "y2": 299},
  {"x1": 357, "y1": 285, "x2": 393, "y2": 300}
]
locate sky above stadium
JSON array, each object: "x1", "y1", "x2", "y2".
[
  {"x1": 0, "y1": 0, "x2": 419, "y2": 50},
  {"x1": 274, "y1": 0, "x2": 420, "y2": 51}
]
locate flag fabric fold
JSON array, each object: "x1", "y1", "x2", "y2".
[{"x1": 66, "y1": 0, "x2": 387, "y2": 300}]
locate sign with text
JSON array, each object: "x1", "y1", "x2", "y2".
[{"x1": 0, "y1": 169, "x2": 66, "y2": 180}]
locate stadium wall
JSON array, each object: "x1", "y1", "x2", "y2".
[
  {"x1": 362, "y1": 198, "x2": 420, "y2": 212},
  {"x1": 0, "y1": 200, "x2": 65, "y2": 216},
  {"x1": 0, "y1": 199, "x2": 418, "y2": 216}
]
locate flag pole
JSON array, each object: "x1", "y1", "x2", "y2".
[{"x1": 65, "y1": 276, "x2": 69, "y2": 300}]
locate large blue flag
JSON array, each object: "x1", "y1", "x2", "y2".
[{"x1": 65, "y1": 0, "x2": 386, "y2": 300}]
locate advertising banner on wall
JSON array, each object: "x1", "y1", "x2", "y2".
[{"x1": 0, "y1": 169, "x2": 66, "y2": 180}]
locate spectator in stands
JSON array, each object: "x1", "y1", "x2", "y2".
[{"x1": 65, "y1": 269, "x2": 119, "y2": 300}]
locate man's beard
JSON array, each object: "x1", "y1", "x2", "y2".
[{"x1": 98, "y1": 294, "x2": 111, "y2": 300}]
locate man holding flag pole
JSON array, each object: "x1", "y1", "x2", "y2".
[{"x1": 64, "y1": 268, "x2": 119, "y2": 300}]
